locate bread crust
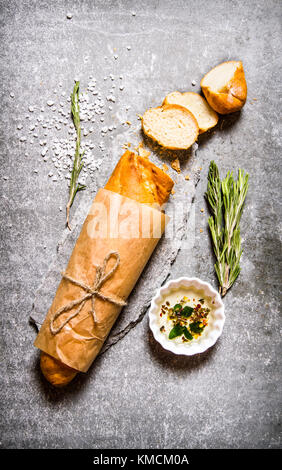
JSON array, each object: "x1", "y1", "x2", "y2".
[
  {"x1": 163, "y1": 91, "x2": 218, "y2": 133},
  {"x1": 105, "y1": 150, "x2": 174, "y2": 206},
  {"x1": 201, "y1": 61, "x2": 247, "y2": 114},
  {"x1": 40, "y1": 352, "x2": 77, "y2": 387},
  {"x1": 40, "y1": 151, "x2": 173, "y2": 386},
  {"x1": 142, "y1": 104, "x2": 199, "y2": 150}
]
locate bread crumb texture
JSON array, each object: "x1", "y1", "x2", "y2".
[
  {"x1": 171, "y1": 158, "x2": 181, "y2": 173},
  {"x1": 142, "y1": 104, "x2": 199, "y2": 150},
  {"x1": 164, "y1": 92, "x2": 218, "y2": 133}
]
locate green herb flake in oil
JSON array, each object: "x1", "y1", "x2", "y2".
[
  {"x1": 182, "y1": 306, "x2": 194, "y2": 317},
  {"x1": 173, "y1": 304, "x2": 182, "y2": 312},
  {"x1": 183, "y1": 327, "x2": 193, "y2": 340},
  {"x1": 189, "y1": 321, "x2": 204, "y2": 335},
  {"x1": 169, "y1": 324, "x2": 184, "y2": 339}
]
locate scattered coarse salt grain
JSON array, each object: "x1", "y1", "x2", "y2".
[
  {"x1": 191, "y1": 80, "x2": 196, "y2": 86},
  {"x1": 28, "y1": 106, "x2": 34, "y2": 112},
  {"x1": 66, "y1": 13, "x2": 72, "y2": 19},
  {"x1": 10, "y1": 92, "x2": 15, "y2": 98},
  {"x1": 17, "y1": 76, "x2": 115, "y2": 186}
]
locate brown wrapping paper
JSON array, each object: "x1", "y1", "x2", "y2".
[{"x1": 34, "y1": 189, "x2": 168, "y2": 372}]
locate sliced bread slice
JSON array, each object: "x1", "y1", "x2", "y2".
[
  {"x1": 142, "y1": 104, "x2": 199, "y2": 150},
  {"x1": 163, "y1": 91, "x2": 218, "y2": 133},
  {"x1": 201, "y1": 61, "x2": 247, "y2": 114}
]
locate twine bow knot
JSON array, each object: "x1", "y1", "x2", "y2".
[{"x1": 50, "y1": 251, "x2": 127, "y2": 336}]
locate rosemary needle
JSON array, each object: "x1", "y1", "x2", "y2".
[
  {"x1": 66, "y1": 81, "x2": 86, "y2": 230},
  {"x1": 206, "y1": 161, "x2": 249, "y2": 297}
]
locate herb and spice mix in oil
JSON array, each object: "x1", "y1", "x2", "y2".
[{"x1": 158, "y1": 289, "x2": 215, "y2": 344}]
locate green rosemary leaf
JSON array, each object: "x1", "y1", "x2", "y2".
[
  {"x1": 206, "y1": 161, "x2": 249, "y2": 296},
  {"x1": 66, "y1": 81, "x2": 86, "y2": 230}
]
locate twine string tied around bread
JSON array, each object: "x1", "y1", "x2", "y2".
[{"x1": 50, "y1": 251, "x2": 127, "y2": 336}]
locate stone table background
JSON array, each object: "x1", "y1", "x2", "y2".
[{"x1": 0, "y1": 0, "x2": 281, "y2": 449}]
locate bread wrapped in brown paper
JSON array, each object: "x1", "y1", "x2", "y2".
[{"x1": 37, "y1": 151, "x2": 174, "y2": 386}]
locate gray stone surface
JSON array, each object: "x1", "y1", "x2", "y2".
[{"x1": 0, "y1": 0, "x2": 281, "y2": 449}]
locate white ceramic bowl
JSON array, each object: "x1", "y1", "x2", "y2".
[{"x1": 149, "y1": 277, "x2": 225, "y2": 355}]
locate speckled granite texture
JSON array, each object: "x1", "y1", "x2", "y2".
[{"x1": 0, "y1": 0, "x2": 281, "y2": 449}]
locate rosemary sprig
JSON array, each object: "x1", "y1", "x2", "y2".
[
  {"x1": 66, "y1": 81, "x2": 86, "y2": 230},
  {"x1": 206, "y1": 161, "x2": 249, "y2": 297}
]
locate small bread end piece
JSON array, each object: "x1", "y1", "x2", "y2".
[
  {"x1": 201, "y1": 61, "x2": 247, "y2": 114},
  {"x1": 142, "y1": 104, "x2": 199, "y2": 150},
  {"x1": 40, "y1": 352, "x2": 78, "y2": 387}
]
